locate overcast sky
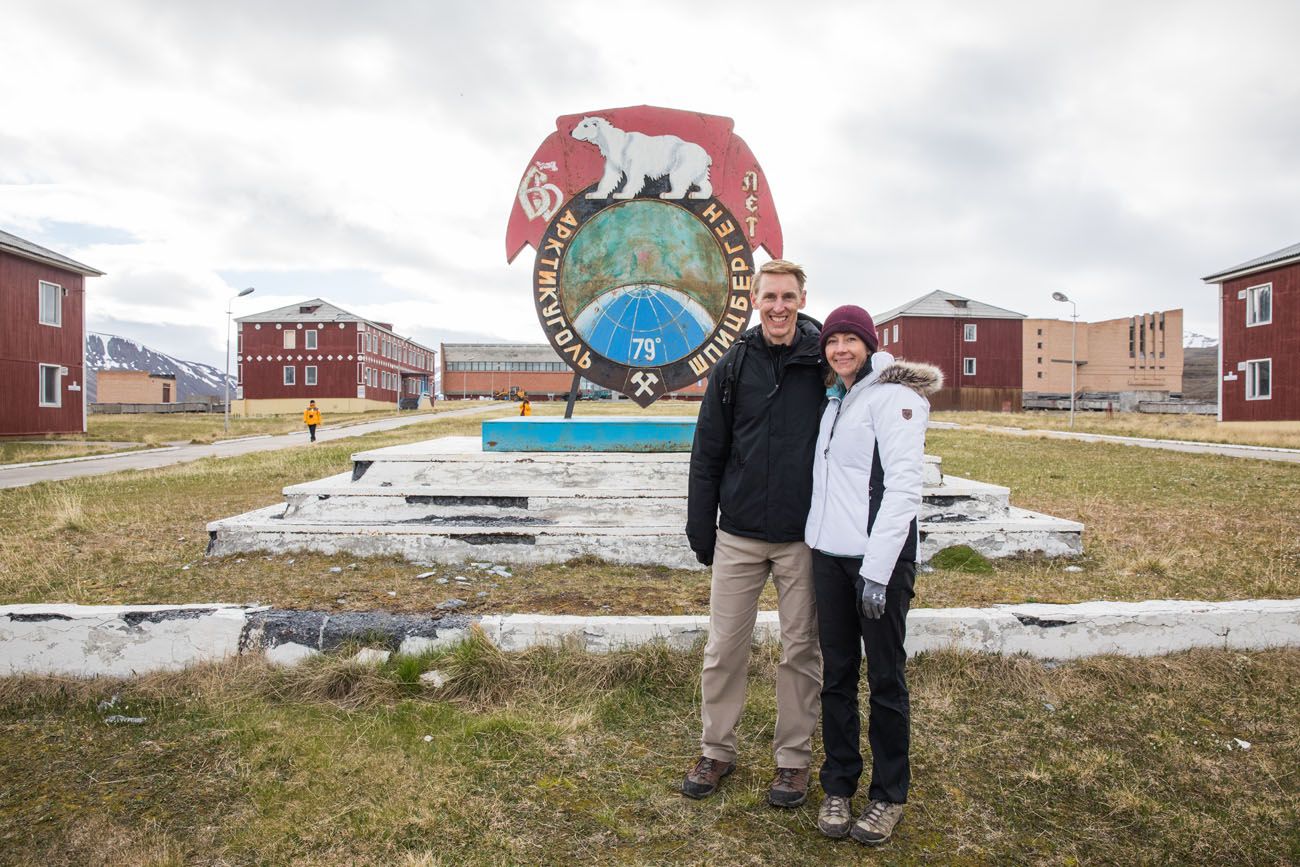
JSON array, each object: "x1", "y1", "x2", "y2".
[{"x1": 3, "y1": 0, "x2": 1297, "y2": 369}]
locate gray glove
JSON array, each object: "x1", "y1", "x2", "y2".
[{"x1": 860, "y1": 578, "x2": 888, "y2": 620}]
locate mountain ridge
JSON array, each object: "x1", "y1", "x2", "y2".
[{"x1": 86, "y1": 332, "x2": 233, "y2": 402}]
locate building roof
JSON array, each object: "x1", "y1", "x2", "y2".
[
  {"x1": 441, "y1": 343, "x2": 563, "y2": 364},
  {"x1": 237, "y1": 298, "x2": 431, "y2": 351},
  {"x1": 0, "y1": 227, "x2": 104, "y2": 276},
  {"x1": 873, "y1": 289, "x2": 1026, "y2": 323},
  {"x1": 1202, "y1": 241, "x2": 1300, "y2": 283}
]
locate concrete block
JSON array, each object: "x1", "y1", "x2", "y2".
[
  {"x1": 0, "y1": 604, "x2": 254, "y2": 678},
  {"x1": 265, "y1": 642, "x2": 319, "y2": 667},
  {"x1": 352, "y1": 648, "x2": 391, "y2": 665}
]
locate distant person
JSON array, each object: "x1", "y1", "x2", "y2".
[
  {"x1": 519, "y1": 394, "x2": 532, "y2": 416},
  {"x1": 303, "y1": 400, "x2": 322, "y2": 443},
  {"x1": 683, "y1": 259, "x2": 824, "y2": 809},
  {"x1": 804, "y1": 304, "x2": 941, "y2": 846}
]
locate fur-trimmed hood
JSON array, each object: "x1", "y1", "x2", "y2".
[{"x1": 873, "y1": 359, "x2": 944, "y2": 396}]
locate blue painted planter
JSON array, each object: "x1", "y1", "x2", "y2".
[{"x1": 482, "y1": 417, "x2": 697, "y2": 452}]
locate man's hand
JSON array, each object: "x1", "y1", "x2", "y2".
[
  {"x1": 860, "y1": 579, "x2": 887, "y2": 620},
  {"x1": 694, "y1": 547, "x2": 714, "y2": 567}
]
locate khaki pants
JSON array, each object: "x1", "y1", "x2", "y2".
[{"x1": 699, "y1": 529, "x2": 822, "y2": 768}]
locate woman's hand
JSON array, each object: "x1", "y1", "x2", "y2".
[{"x1": 860, "y1": 579, "x2": 887, "y2": 620}]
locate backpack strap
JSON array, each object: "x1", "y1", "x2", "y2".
[{"x1": 718, "y1": 339, "x2": 749, "y2": 425}]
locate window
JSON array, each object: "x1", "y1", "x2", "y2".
[
  {"x1": 1037, "y1": 371, "x2": 1043, "y2": 379},
  {"x1": 1246, "y1": 358, "x2": 1271, "y2": 400},
  {"x1": 963, "y1": 357, "x2": 976, "y2": 376},
  {"x1": 358, "y1": 363, "x2": 365, "y2": 384},
  {"x1": 305, "y1": 365, "x2": 317, "y2": 386},
  {"x1": 892, "y1": 324, "x2": 899, "y2": 342},
  {"x1": 237, "y1": 363, "x2": 243, "y2": 384},
  {"x1": 283, "y1": 365, "x2": 296, "y2": 385},
  {"x1": 283, "y1": 330, "x2": 296, "y2": 349},
  {"x1": 1036, "y1": 328, "x2": 1043, "y2": 336},
  {"x1": 882, "y1": 329, "x2": 889, "y2": 347},
  {"x1": 1036, "y1": 342, "x2": 1043, "y2": 349},
  {"x1": 1247, "y1": 283, "x2": 1272, "y2": 326},
  {"x1": 963, "y1": 323, "x2": 977, "y2": 342},
  {"x1": 39, "y1": 281, "x2": 62, "y2": 326},
  {"x1": 39, "y1": 364, "x2": 61, "y2": 406},
  {"x1": 1037, "y1": 357, "x2": 1042, "y2": 364},
  {"x1": 305, "y1": 330, "x2": 318, "y2": 350}
]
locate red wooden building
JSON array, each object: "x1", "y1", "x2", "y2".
[
  {"x1": 1203, "y1": 242, "x2": 1300, "y2": 423},
  {"x1": 234, "y1": 299, "x2": 436, "y2": 416},
  {"x1": 0, "y1": 228, "x2": 103, "y2": 437},
  {"x1": 872, "y1": 290, "x2": 1025, "y2": 411}
]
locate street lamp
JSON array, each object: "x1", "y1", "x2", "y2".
[
  {"x1": 225, "y1": 287, "x2": 255, "y2": 433},
  {"x1": 1051, "y1": 291, "x2": 1077, "y2": 428}
]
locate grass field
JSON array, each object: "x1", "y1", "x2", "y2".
[
  {"x1": 0, "y1": 441, "x2": 150, "y2": 466},
  {"x1": 933, "y1": 409, "x2": 1300, "y2": 450},
  {"x1": 1, "y1": 642, "x2": 1295, "y2": 865},
  {"x1": 1, "y1": 407, "x2": 1297, "y2": 613}
]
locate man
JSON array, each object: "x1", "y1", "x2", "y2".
[
  {"x1": 683, "y1": 259, "x2": 825, "y2": 808},
  {"x1": 303, "y1": 400, "x2": 321, "y2": 443}
]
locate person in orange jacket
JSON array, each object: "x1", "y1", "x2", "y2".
[
  {"x1": 519, "y1": 394, "x2": 532, "y2": 416},
  {"x1": 303, "y1": 400, "x2": 322, "y2": 442}
]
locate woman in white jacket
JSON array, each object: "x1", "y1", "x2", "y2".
[{"x1": 804, "y1": 305, "x2": 942, "y2": 846}]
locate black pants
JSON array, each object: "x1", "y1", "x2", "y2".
[
  {"x1": 307, "y1": 424, "x2": 317, "y2": 442},
  {"x1": 813, "y1": 550, "x2": 915, "y2": 803}
]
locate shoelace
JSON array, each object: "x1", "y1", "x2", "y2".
[
  {"x1": 822, "y1": 796, "x2": 850, "y2": 820},
  {"x1": 861, "y1": 801, "x2": 892, "y2": 826},
  {"x1": 774, "y1": 767, "x2": 802, "y2": 787},
  {"x1": 694, "y1": 757, "x2": 721, "y2": 778}
]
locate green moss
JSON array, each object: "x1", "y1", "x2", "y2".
[{"x1": 930, "y1": 544, "x2": 994, "y2": 574}]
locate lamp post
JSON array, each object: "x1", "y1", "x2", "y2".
[
  {"x1": 1051, "y1": 291, "x2": 1077, "y2": 428},
  {"x1": 225, "y1": 287, "x2": 255, "y2": 433}
]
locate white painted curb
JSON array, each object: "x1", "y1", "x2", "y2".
[{"x1": 2, "y1": 599, "x2": 1298, "y2": 677}]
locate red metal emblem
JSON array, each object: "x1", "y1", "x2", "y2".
[
  {"x1": 901, "y1": 408, "x2": 913, "y2": 420},
  {"x1": 505, "y1": 106, "x2": 784, "y2": 405}
]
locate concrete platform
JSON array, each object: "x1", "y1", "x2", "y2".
[
  {"x1": 207, "y1": 435, "x2": 1083, "y2": 567},
  {"x1": 482, "y1": 416, "x2": 697, "y2": 452}
]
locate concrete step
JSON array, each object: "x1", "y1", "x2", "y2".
[
  {"x1": 347, "y1": 437, "x2": 945, "y2": 489},
  {"x1": 278, "y1": 473, "x2": 1009, "y2": 526},
  {"x1": 208, "y1": 504, "x2": 1080, "y2": 568}
]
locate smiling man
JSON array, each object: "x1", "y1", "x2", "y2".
[{"x1": 683, "y1": 259, "x2": 825, "y2": 808}]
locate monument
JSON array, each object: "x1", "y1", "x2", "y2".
[{"x1": 207, "y1": 105, "x2": 1083, "y2": 566}]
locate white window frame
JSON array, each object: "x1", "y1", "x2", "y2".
[
  {"x1": 358, "y1": 363, "x2": 365, "y2": 384},
  {"x1": 237, "y1": 363, "x2": 243, "y2": 385},
  {"x1": 305, "y1": 330, "x2": 318, "y2": 350},
  {"x1": 305, "y1": 365, "x2": 318, "y2": 386},
  {"x1": 283, "y1": 365, "x2": 296, "y2": 386},
  {"x1": 38, "y1": 281, "x2": 62, "y2": 327},
  {"x1": 892, "y1": 323, "x2": 899, "y2": 342},
  {"x1": 38, "y1": 363, "x2": 61, "y2": 407},
  {"x1": 963, "y1": 357, "x2": 977, "y2": 376},
  {"x1": 963, "y1": 323, "x2": 977, "y2": 342},
  {"x1": 1246, "y1": 283, "x2": 1272, "y2": 327},
  {"x1": 1245, "y1": 358, "x2": 1271, "y2": 400},
  {"x1": 882, "y1": 329, "x2": 889, "y2": 347},
  {"x1": 283, "y1": 330, "x2": 296, "y2": 349}
]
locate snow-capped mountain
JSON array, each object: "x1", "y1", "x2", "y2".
[
  {"x1": 85, "y1": 333, "x2": 232, "y2": 402},
  {"x1": 1184, "y1": 332, "x2": 1217, "y2": 349}
]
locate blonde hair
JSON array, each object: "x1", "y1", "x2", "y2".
[{"x1": 753, "y1": 259, "x2": 807, "y2": 294}]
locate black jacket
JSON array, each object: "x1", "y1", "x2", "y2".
[{"x1": 687, "y1": 316, "x2": 825, "y2": 554}]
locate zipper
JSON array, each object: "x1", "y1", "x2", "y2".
[{"x1": 812, "y1": 398, "x2": 840, "y2": 549}]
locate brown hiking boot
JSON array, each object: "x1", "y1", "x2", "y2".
[
  {"x1": 766, "y1": 766, "x2": 810, "y2": 807},
  {"x1": 850, "y1": 800, "x2": 904, "y2": 845},
  {"x1": 681, "y1": 755, "x2": 735, "y2": 799}
]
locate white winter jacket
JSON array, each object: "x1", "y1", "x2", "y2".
[{"x1": 805, "y1": 353, "x2": 944, "y2": 586}]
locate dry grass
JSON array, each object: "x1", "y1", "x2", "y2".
[
  {"x1": 934, "y1": 409, "x2": 1300, "y2": 449},
  {"x1": 1, "y1": 644, "x2": 1296, "y2": 864},
  {"x1": 0, "y1": 441, "x2": 152, "y2": 466}
]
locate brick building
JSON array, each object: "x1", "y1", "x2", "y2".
[
  {"x1": 1203, "y1": 242, "x2": 1300, "y2": 423},
  {"x1": 441, "y1": 343, "x2": 707, "y2": 401},
  {"x1": 0, "y1": 228, "x2": 102, "y2": 437},
  {"x1": 97, "y1": 370, "x2": 177, "y2": 404},
  {"x1": 873, "y1": 290, "x2": 1025, "y2": 411},
  {"x1": 1023, "y1": 309, "x2": 1184, "y2": 397},
  {"x1": 234, "y1": 298, "x2": 436, "y2": 416}
]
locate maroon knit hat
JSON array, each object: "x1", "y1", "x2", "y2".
[{"x1": 820, "y1": 304, "x2": 879, "y2": 353}]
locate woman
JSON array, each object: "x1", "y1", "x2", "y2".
[{"x1": 804, "y1": 304, "x2": 942, "y2": 846}]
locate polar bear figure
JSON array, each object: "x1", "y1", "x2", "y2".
[{"x1": 571, "y1": 116, "x2": 713, "y2": 200}]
